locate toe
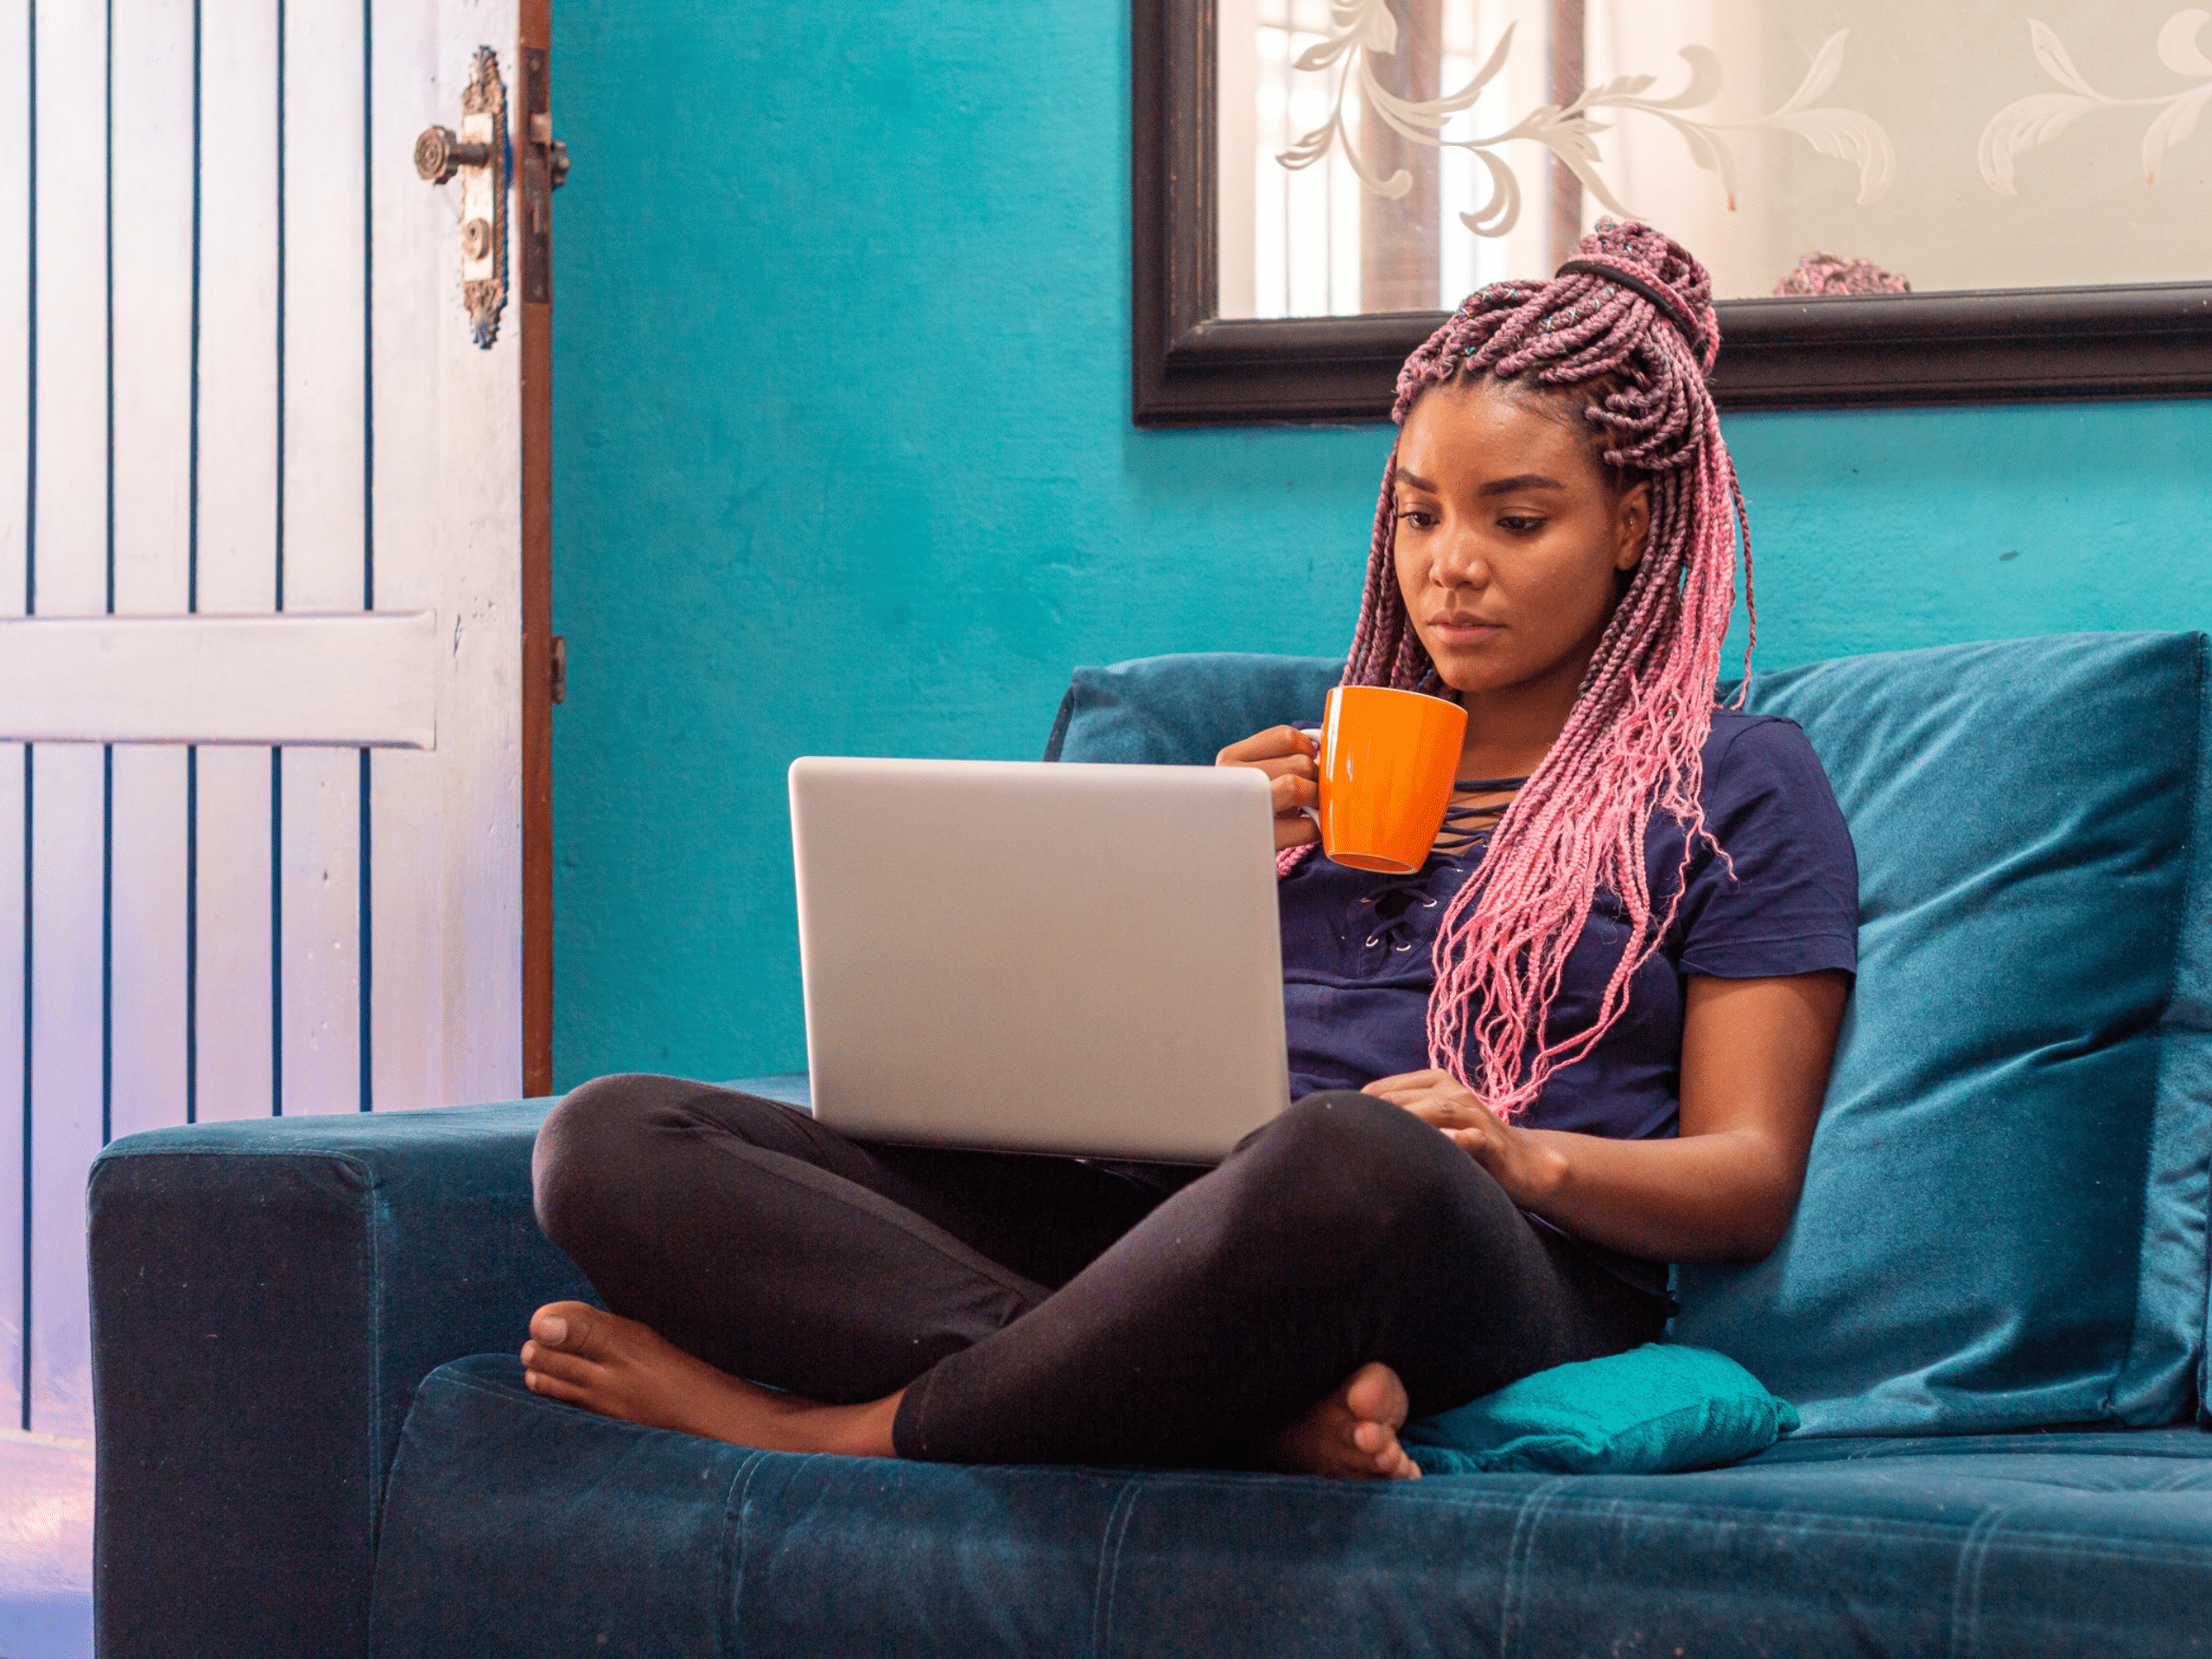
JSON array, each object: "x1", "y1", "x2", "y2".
[
  {"x1": 531, "y1": 1300, "x2": 601, "y2": 1354},
  {"x1": 1343, "y1": 1362, "x2": 1409, "y2": 1431},
  {"x1": 518, "y1": 1341, "x2": 598, "y2": 1387},
  {"x1": 524, "y1": 1367, "x2": 591, "y2": 1408}
]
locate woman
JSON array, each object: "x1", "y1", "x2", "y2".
[{"x1": 520, "y1": 223, "x2": 1857, "y2": 1481}]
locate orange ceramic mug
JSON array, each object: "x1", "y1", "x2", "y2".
[{"x1": 1317, "y1": 686, "x2": 1469, "y2": 873}]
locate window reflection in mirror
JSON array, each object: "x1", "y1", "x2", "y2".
[{"x1": 1216, "y1": 0, "x2": 2212, "y2": 318}]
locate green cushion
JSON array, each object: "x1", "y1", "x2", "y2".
[{"x1": 1402, "y1": 1343, "x2": 1800, "y2": 1476}]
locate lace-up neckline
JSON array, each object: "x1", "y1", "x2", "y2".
[
  {"x1": 1435, "y1": 774, "x2": 1529, "y2": 855},
  {"x1": 1353, "y1": 775, "x2": 1528, "y2": 954}
]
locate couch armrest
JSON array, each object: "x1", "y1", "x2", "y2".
[{"x1": 88, "y1": 1100, "x2": 592, "y2": 1659}]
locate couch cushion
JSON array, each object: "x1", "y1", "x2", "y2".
[
  {"x1": 372, "y1": 1357, "x2": 2212, "y2": 1659},
  {"x1": 1045, "y1": 652, "x2": 1342, "y2": 764},
  {"x1": 1041, "y1": 636, "x2": 2212, "y2": 1438},
  {"x1": 1679, "y1": 632, "x2": 2212, "y2": 1436},
  {"x1": 90, "y1": 1101, "x2": 594, "y2": 1659}
]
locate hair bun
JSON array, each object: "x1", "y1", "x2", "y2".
[{"x1": 1565, "y1": 220, "x2": 1719, "y2": 371}]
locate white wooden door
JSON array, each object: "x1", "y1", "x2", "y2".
[{"x1": 0, "y1": 0, "x2": 540, "y2": 1621}]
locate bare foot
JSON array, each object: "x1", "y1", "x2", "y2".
[
  {"x1": 1263, "y1": 1361, "x2": 1421, "y2": 1480},
  {"x1": 518, "y1": 1301, "x2": 900, "y2": 1457}
]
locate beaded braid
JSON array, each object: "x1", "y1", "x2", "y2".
[{"x1": 1283, "y1": 220, "x2": 1754, "y2": 1121}]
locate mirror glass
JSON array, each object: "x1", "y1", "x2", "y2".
[{"x1": 1217, "y1": 0, "x2": 2212, "y2": 317}]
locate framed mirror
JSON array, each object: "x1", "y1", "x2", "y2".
[{"x1": 1134, "y1": 0, "x2": 2212, "y2": 423}]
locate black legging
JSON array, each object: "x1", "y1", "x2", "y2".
[{"x1": 531, "y1": 1077, "x2": 1669, "y2": 1469}]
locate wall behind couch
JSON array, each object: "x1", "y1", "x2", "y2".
[{"x1": 549, "y1": 0, "x2": 2212, "y2": 1088}]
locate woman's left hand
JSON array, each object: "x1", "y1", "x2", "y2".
[{"x1": 1362, "y1": 1069, "x2": 1548, "y2": 1204}]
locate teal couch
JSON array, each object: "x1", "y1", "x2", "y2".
[{"x1": 91, "y1": 633, "x2": 2212, "y2": 1656}]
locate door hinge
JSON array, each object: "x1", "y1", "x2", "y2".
[{"x1": 550, "y1": 635, "x2": 567, "y2": 705}]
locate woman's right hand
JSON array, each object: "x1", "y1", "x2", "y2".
[{"x1": 1217, "y1": 726, "x2": 1321, "y2": 851}]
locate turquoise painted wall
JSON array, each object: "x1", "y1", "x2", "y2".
[{"x1": 548, "y1": 0, "x2": 2212, "y2": 1087}]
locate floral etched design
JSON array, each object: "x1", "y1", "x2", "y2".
[
  {"x1": 1978, "y1": 10, "x2": 2212, "y2": 192},
  {"x1": 1276, "y1": 0, "x2": 1895, "y2": 237}
]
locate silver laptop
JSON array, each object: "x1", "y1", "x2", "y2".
[{"x1": 788, "y1": 756, "x2": 1292, "y2": 1162}]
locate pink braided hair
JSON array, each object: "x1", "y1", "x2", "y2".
[{"x1": 1284, "y1": 220, "x2": 1754, "y2": 1122}]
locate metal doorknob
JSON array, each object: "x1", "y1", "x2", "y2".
[{"x1": 414, "y1": 125, "x2": 493, "y2": 186}]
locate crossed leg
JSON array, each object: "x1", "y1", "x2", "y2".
[
  {"x1": 520, "y1": 1300, "x2": 1418, "y2": 1478},
  {"x1": 526, "y1": 1079, "x2": 1658, "y2": 1478}
]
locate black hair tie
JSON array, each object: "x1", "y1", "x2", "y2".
[{"x1": 1553, "y1": 257, "x2": 1705, "y2": 352}]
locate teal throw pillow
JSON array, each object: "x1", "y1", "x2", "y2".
[
  {"x1": 1046, "y1": 652, "x2": 1344, "y2": 765},
  {"x1": 1401, "y1": 1343, "x2": 1800, "y2": 1477}
]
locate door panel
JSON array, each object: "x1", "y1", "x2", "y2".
[
  {"x1": 28, "y1": 743, "x2": 99, "y2": 1442},
  {"x1": 283, "y1": 0, "x2": 367, "y2": 613},
  {"x1": 197, "y1": 1, "x2": 280, "y2": 619},
  {"x1": 194, "y1": 0, "x2": 281, "y2": 1130},
  {"x1": 0, "y1": 0, "x2": 20, "y2": 1441},
  {"x1": 24, "y1": 0, "x2": 107, "y2": 1453},
  {"x1": 279, "y1": 0, "x2": 370, "y2": 1122},
  {"x1": 282, "y1": 747, "x2": 363, "y2": 1116},
  {"x1": 0, "y1": 613, "x2": 439, "y2": 742},
  {"x1": 194, "y1": 745, "x2": 275, "y2": 1123},
  {"x1": 110, "y1": 0, "x2": 194, "y2": 632},
  {"x1": 2, "y1": 0, "x2": 535, "y2": 1629},
  {"x1": 0, "y1": 747, "x2": 18, "y2": 1437},
  {"x1": 109, "y1": 747, "x2": 188, "y2": 1141},
  {"x1": 107, "y1": 0, "x2": 195, "y2": 1154},
  {"x1": 369, "y1": 5, "x2": 524, "y2": 1116}
]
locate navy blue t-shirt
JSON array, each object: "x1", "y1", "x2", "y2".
[{"x1": 1280, "y1": 710, "x2": 1859, "y2": 1143}]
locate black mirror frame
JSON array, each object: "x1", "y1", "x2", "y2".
[{"x1": 1133, "y1": 0, "x2": 2212, "y2": 426}]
